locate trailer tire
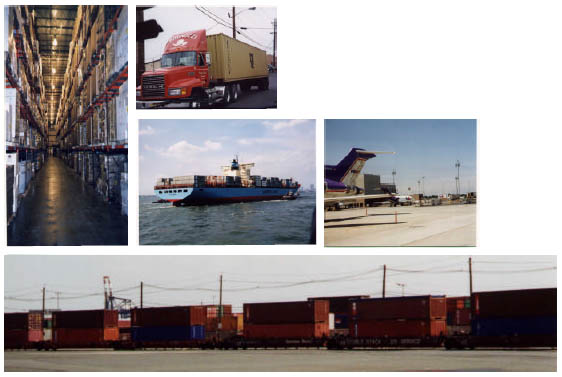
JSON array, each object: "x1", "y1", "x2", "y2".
[
  {"x1": 231, "y1": 84, "x2": 238, "y2": 102},
  {"x1": 223, "y1": 85, "x2": 232, "y2": 105}
]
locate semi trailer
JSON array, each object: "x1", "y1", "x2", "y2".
[{"x1": 137, "y1": 29, "x2": 269, "y2": 108}]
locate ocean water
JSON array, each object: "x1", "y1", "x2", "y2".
[{"x1": 139, "y1": 192, "x2": 316, "y2": 245}]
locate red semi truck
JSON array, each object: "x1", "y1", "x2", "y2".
[{"x1": 137, "y1": 30, "x2": 269, "y2": 108}]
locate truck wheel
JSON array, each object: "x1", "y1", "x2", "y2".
[
  {"x1": 231, "y1": 84, "x2": 238, "y2": 102},
  {"x1": 223, "y1": 85, "x2": 232, "y2": 105}
]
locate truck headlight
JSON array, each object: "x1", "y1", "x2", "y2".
[
  {"x1": 168, "y1": 88, "x2": 182, "y2": 96},
  {"x1": 136, "y1": 90, "x2": 141, "y2": 97}
]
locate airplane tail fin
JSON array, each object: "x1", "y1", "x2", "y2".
[{"x1": 326, "y1": 148, "x2": 393, "y2": 186}]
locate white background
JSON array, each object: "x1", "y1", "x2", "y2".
[{"x1": 2, "y1": 2, "x2": 561, "y2": 254}]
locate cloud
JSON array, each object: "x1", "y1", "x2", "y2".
[
  {"x1": 262, "y1": 119, "x2": 309, "y2": 131},
  {"x1": 139, "y1": 125, "x2": 156, "y2": 136},
  {"x1": 237, "y1": 137, "x2": 276, "y2": 145},
  {"x1": 162, "y1": 139, "x2": 222, "y2": 159}
]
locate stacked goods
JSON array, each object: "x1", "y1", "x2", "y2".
[
  {"x1": 349, "y1": 295, "x2": 447, "y2": 338},
  {"x1": 53, "y1": 309, "x2": 119, "y2": 347},
  {"x1": 131, "y1": 306, "x2": 207, "y2": 342},
  {"x1": 4, "y1": 312, "x2": 43, "y2": 349},
  {"x1": 471, "y1": 288, "x2": 556, "y2": 338},
  {"x1": 446, "y1": 297, "x2": 471, "y2": 335},
  {"x1": 5, "y1": 8, "x2": 48, "y2": 223},
  {"x1": 243, "y1": 300, "x2": 330, "y2": 339},
  {"x1": 308, "y1": 295, "x2": 370, "y2": 335},
  {"x1": 52, "y1": 6, "x2": 128, "y2": 213}
]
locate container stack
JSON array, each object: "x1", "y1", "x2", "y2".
[
  {"x1": 130, "y1": 306, "x2": 207, "y2": 342},
  {"x1": 446, "y1": 296, "x2": 471, "y2": 335},
  {"x1": 243, "y1": 300, "x2": 330, "y2": 339},
  {"x1": 349, "y1": 295, "x2": 447, "y2": 338},
  {"x1": 52, "y1": 309, "x2": 118, "y2": 347},
  {"x1": 4, "y1": 312, "x2": 43, "y2": 349},
  {"x1": 308, "y1": 295, "x2": 370, "y2": 336},
  {"x1": 471, "y1": 288, "x2": 556, "y2": 338}
]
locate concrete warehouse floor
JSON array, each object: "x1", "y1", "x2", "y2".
[
  {"x1": 3, "y1": 349, "x2": 555, "y2": 372},
  {"x1": 324, "y1": 204, "x2": 476, "y2": 246},
  {"x1": 7, "y1": 157, "x2": 127, "y2": 246}
]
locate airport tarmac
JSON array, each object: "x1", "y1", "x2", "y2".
[
  {"x1": 4, "y1": 349, "x2": 555, "y2": 372},
  {"x1": 324, "y1": 204, "x2": 476, "y2": 246}
]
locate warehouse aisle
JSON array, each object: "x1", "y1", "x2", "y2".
[{"x1": 7, "y1": 157, "x2": 127, "y2": 246}]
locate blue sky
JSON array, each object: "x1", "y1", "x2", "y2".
[
  {"x1": 325, "y1": 120, "x2": 477, "y2": 195},
  {"x1": 139, "y1": 119, "x2": 315, "y2": 195}
]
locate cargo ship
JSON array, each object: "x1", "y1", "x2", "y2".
[{"x1": 154, "y1": 157, "x2": 300, "y2": 206}]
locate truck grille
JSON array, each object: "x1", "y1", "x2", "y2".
[{"x1": 142, "y1": 75, "x2": 165, "y2": 98}]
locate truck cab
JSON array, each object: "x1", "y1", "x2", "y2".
[{"x1": 137, "y1": 30, "x2": 210, "y2": 107}]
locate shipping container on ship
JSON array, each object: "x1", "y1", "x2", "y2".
[
  {"x1": 5, "y1": 5, "x2": 128, "y2": 246},
  {"x1": 445, "y1": 288, "x2": 557, "y2": 349}
]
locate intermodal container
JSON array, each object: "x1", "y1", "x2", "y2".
[
  {"x1": 5, "y1": 330, "x2": 29, "y2": 348},
  {"x1": 350, "y1": 296, "x2": 447, "y2": 321},
  {"x1": 131, "y1": 325, "x2": 205, "y2": 342},
  {"x1": 446, "y1": 308, "x2": 471, "y2": 326},
  {"x1": 53, "y1": 309, "x2": 118, "y2": 329},
  {"x1": 244, "y1": 300, "x2": 329, "y2": 325},
  {"x1": 131, "y1": 306, "x2": 206, "y2": 327},
  {"x1": 5, "y1": 313, "x2": 28, "y2": 330},
  {"x1": 308, "y1": 295, "x2": 370, "y2": 314},
  {"x1": 472, "y1": 288, "x2": 556, "y2": 318},
  {"x1": 53, "y1": 327, "x2": 119, "y2": 347},
  {"x1": 471, "y1": 316, "x2": 556, "y2": 337},
  {"x1": 350, "y1": 319, "x2": 447, "y2": 338},
  {"x1": 207, "y1": 33, "x2": 268, "y2": 83},
  {"x1": 244, "y1": 322, "x2": 329, "y2": 339}
]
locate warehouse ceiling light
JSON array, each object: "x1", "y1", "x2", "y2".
[{"x1": 52, "y1": 68, "x2": 56, "y2": 74}]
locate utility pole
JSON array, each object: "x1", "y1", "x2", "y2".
[
  {"x1": 382, "y1": 265, "x2": 386, "y2": 298},
  {"x1": 56, "y1": 292, "x2": 60, "y2": 310},
  {"x1": 219, "y1": 274, "x2": 223, "y2": 320},
  {"x1": 140, "y1": 282, "x2": 143, "y2": 309},
  {"x1": 42, "y1": 287, "x2": 45, "y2": 317},
  {"x1": 272, "y1": 18, "x2": 277, "y2": 67},
  {"x1": 232, "y1": 7, "x2": 236, "y2": 39},
  {"x1": 468, "y1": 257, "x2": 473, "y2": 295}
]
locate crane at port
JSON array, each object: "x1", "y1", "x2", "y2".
[{"x1": 103, "y1": 276, "x2": 132, "y2": 318}]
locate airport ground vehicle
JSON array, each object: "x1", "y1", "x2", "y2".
[
  {"x1": 137, "y1": 30, "x2": 268, "y2": 108},
  {"x1": 5, "y1": 289, "x2": 556, "y2": 351}
]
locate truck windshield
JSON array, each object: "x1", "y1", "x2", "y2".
[{"x1": 161, "y1": 51, "x2": 197, "y2": 67}]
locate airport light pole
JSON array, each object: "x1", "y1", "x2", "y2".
[
  {"x1": 392, "y1": 169, "x2": 396, "y2": 185},
  {"x1": 455, "y1": 160, "x2": 461, "y2": 195},
  {"x1": 422, "y1": 176, "x2": 425, "y2": 197}
]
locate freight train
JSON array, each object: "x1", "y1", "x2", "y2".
[{"x1": 4, "y1": 288, "x2": 556, "y2": 351}]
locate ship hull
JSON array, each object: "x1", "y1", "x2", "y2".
[{"x1": 155, "y1": 187, "x2": 299, "y2": 206}]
